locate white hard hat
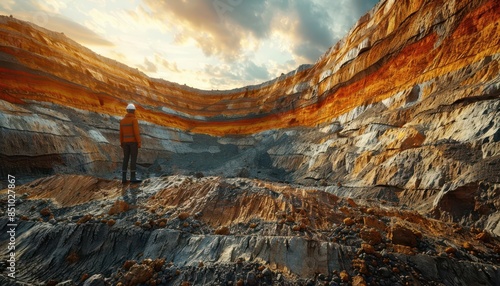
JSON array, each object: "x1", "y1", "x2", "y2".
[{"x1": 126, "y1": 103, "x2": 136, "y2": 110}]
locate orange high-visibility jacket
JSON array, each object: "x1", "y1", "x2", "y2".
[{"x1": 120, "y1": 113, "x2": 141, "y2": 147}]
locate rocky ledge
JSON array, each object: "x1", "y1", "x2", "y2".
[{"x1": 0, "y1": 174, "x2": 499, "y2": 285}]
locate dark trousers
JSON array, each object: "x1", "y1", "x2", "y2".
[{"x1": 122, "y1": 142, "x2": 138, "y2": 173}]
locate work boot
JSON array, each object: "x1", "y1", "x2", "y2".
[
  {"x1": 122, "y1": 171, "x2": 127, "y2": 184},
  {"x1": 130, "y1": 171, "x2": 142, "y2": 183}
]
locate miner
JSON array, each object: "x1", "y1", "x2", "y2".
[{"x1": 120, "y1": 103, "x2": 142, "y2": 183}]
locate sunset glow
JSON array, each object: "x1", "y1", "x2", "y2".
[{"x1": 0, "y1": 0, "x2": 378, "y2": 90}]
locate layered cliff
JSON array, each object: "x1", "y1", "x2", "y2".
[
  {"x1": 0, "y1": 0, "x2": 498, "y2": 132},
  {"x1": 0, "y1": 0, "x2": 500, "y2": 285}
]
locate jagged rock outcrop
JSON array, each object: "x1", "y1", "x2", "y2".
[
  {"x1": 1, "y1": 0, "x2": 499, "y2": 179},
  {"x1": 1, "y1": 175, "x2": 499, "y2": 285},
  {"x1": 0, "y1": 0, "x2": 499, "y2": 285}
]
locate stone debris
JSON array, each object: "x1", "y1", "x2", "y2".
[{"x1": 0, "y1": 174, "x2": 499, "y2": 285}]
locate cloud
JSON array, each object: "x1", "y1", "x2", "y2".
[
  {"x1": 133, "y1": 0, "x2": 378, "y2": 89},
  {"x1": 140, "y1": 0, "x2": 377, "y2": 64},
  {"x1": 278, "y1": 1, "x2": 335, "y2": 62},
  {"x1": 154, "y1": 54, "x2": 181, "y2": 73},
  {"x1": 138, "y1": 57, "x2": 158, "y2": 73},
  {"x1": 31, "y1": 0, "x2": 67, "y2": 14},
  {"x1": 244, "y1": 61, "x2": 270, "y2": 80},
  {"x1": 202, "y1": 59, "x2": 271, "y2": 89},
  {"x1": 140, "y1": 0, "x2": 256, "y2": 61},
  {"x1": 37, "y1": 15, "x2": 113, "y2": 46},
  {"x1": 2, "y1": 0, "x2": 379, "y2": 90},
  {"x1": 44, "y1": 15, "x2": 114, "y2": 46},
  {"x1": 0, "y1": 0, "x2": 114, "y2": 47},
  {"x1": 0, "y1": 0, "x2": 16, "y2": 11},
  {"x1": 292, "y1": 43, "x2": 325, "y2": 63}
]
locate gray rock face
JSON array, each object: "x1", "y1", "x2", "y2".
[{"x1": 82, "y1": 274, "x2": 105, "y2": 286}]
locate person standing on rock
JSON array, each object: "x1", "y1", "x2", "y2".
[{"x1": 120, "y1": 103, "x2": 142, "y2": 184}]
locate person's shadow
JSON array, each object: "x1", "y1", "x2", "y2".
[{"x1": 120, "y1": 182, "x2": 139, "y2": 207}]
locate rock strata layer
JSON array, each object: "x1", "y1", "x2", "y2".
[{"x1": 0, "y1": 0, "x2": 498, "y2": 183}]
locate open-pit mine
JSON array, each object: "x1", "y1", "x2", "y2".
[{"x1": 1, "y1": 0, "x2": 499, "y2": 285}]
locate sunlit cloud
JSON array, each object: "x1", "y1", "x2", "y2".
[
  {"x1": 5, "y1": 11, "x2": 114, "y2": 47},
  {"x1": 32, "y1": 0, "x2": 67, "y2": 14},
  {"x1": 154, "y1": 54, "x2": 182, "y2": 73},
  {"x1": 0, "y1": 0, "x2": 379, "y2": 90},
  {"x1": 138, "y1": 57, "x2": 158, "y2": 73},
  {"x1": 138, "y1": 0, "x2": 367, "y2": 64},
  {"x1": 0, "y1": 0, "x2": 16, "y2": 11},
  {"x1": 202, "y1": 58, "x2": 272, "y2": 89},
  {"x1": 46, "y1": 15, "x2": 114, "y2": 46}
]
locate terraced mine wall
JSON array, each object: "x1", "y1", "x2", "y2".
[{"x1": 0, "y1": 0, "x2": 499, "y2": 285}]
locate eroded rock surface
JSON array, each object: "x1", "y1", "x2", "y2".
[{"x1": 1, "y1": 175, "x2": 499, "y2": 285}]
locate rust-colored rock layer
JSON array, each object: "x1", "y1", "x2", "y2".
[{"x1": 1, "y1": 0, "x2": 498, "y2": 135}]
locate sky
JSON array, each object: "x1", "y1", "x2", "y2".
[{"x1": 0, "y1": 0, "x2": 379, "y2": 90}]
